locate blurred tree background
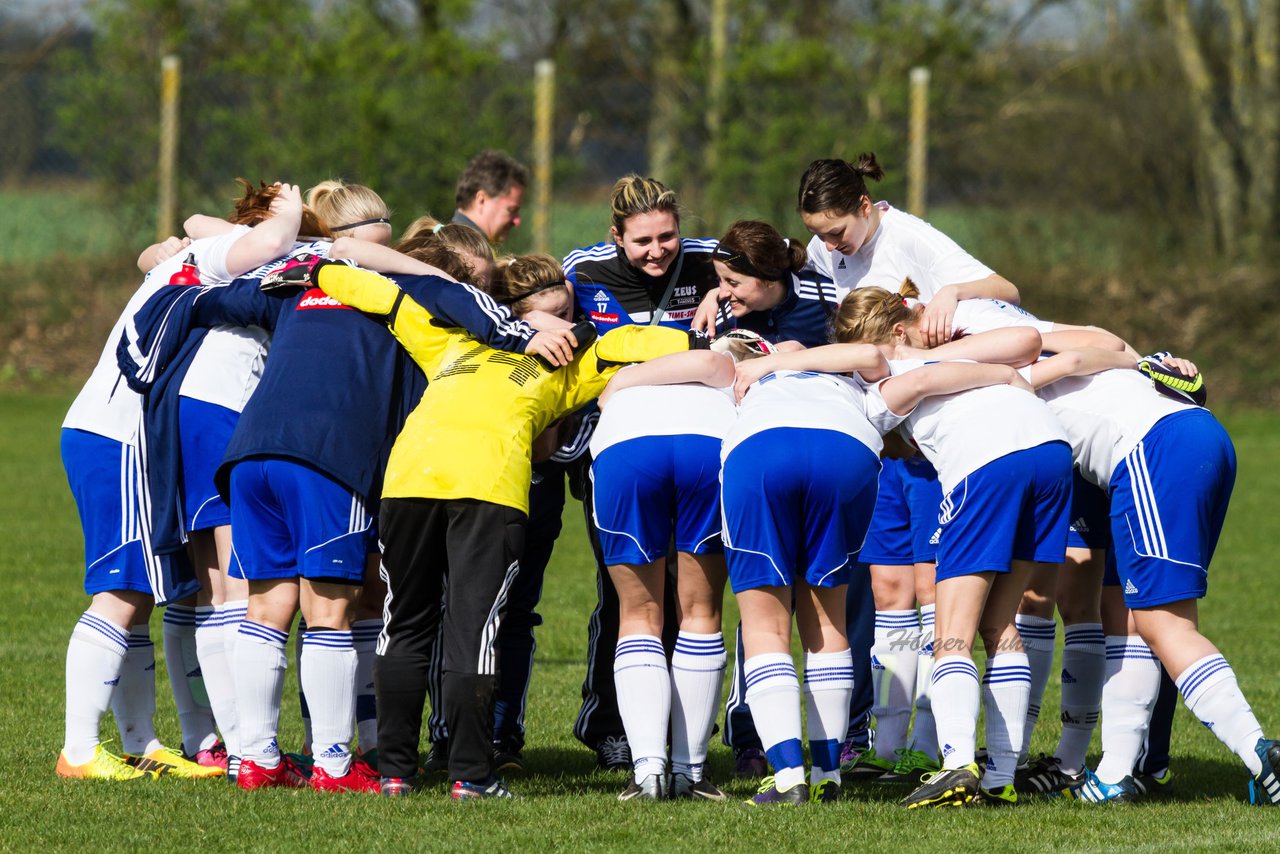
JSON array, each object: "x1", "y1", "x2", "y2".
[{"x1": 1, "y1": 0, "x2": 1278, "y2": 401}]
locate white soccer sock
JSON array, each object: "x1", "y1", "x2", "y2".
[
  {"x1": 110, "y1": 625, "x2": 163, "y2": 756},
  {"x1": 1094, "y1": 636, "x2": 1160, "y2": 784},
  {"x1": 163, "y1": 604, "x2": 216, "y2": 754},
  {"x1": 218, "y1": 600, "x2": 247, "y2": 755},
  {"x1": 1176, "y1": 653, "x2": 1265, "y2": 776},
  {"x1": 295, "y1": 618, "x2": 312, "y2": 751},
  {"x1": 614, "y1": 635, "x2": 670, "y2": 782},
  {"x1": 1014, "y1": 614, "x2": 1057, "y2": 764},
  {"x1": 301, "y1": 628, "x2": 357, "y2": 777},
  {"x1": 744, "y1": 652, "x2": 805, "y2": 790},
  {"x1": 670, "y1": 631, "x2": 726, "y2": 781},
  {"x1": 931, "y1": 655, "x2": 980, "y2": 770},
  {"x1": 1055, "y1": 622, "x2": 1105, "y2": 775},
  {"x1": 63, "y1": 612, "x2": 129, "y2": 764},
  {"x1": 234, "y1": 620, "x2": 289, "y2": 768},
  {"x1": 981, "y1": 652, "x2": 1031, "y2": 789},
  {"x1": 195, "y1": 604, "x2": 239, "y2": 756},
  {"x1": 872, "y1": 609, "x2": 919, "y2": 757},
  {"x1": 804, "y1": 649, "x2": 854, "y2": 786},
  {"x1": 910, "y1": 604, "x2": 939, "y2": 759},
  {"x1": 352, "y1": 619, "x2": 383, "y2": 753}
]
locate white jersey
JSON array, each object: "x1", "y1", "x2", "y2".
[
  {"x1": 807, "y1": 202, "x2": 995, "y2": 301},
  {"x1": 177, "y1": 239, "x2": 332, "y2": 412},
  {"x1": 950, "y1": 298, "x2": 1053, "y2": 336},
  {"x1": 62, "y1": 228, "x2": 257, "y2": 442},
  {"x1": 1019, "y1": 367, "x2": 1192, "y2": 489},
  {"x1": 723, "y1": 369, "x2": 892, "y2": 460},
  {"x1": 879, "y1": 358, "x2": 1068, "y2": 494},
  {"x1": 590, "y1": 380, "x2": 737, "y2": 458}
]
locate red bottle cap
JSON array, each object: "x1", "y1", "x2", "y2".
[{"x1": 169, "y1": 253, "x2": 201, "y2": 286}]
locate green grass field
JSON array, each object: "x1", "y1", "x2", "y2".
[{"x1": 4, "y1": 393, "x2": 1280, "y2": 850}]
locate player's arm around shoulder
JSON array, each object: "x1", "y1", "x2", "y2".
[{"x1": 559, "y1": 325, "x2": 693, "y2": 413}]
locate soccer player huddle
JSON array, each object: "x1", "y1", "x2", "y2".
[{"x1": 56, "y1": 148, "x2": 1280, "y2": 809}]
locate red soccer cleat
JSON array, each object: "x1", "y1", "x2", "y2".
[
  {"x1": 310, "y1": 758, "x2": 381, "y2": 793},
  {"x1": 236, "y1": 755, "x2": 310, "y2": 790}
]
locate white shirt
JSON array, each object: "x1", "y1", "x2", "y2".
[
  {"x1": 62, "y1": 228, "x2": 256, "y2": 441},
  {"x1": 177, "y1": 240, "x2": 331, "y2": 411},
  {"x1": 723, "y1": 369, "x2": 891, "y2": 460},
  {"x1": 1021, "y1": 367, "x2": 1192, "y2": 490},
  {"x1": 879, "y1": 358, "x2": 1068, "y2": 494},
  {"x1": 950, "y1": 298, "x2": 1053, "y2": 336},
  {"x1": 807, "y1": 202, "x2": 995, "y2": 301},
  {"x1": 590, "y1": 381, "x2": 737, "y2": 458}
]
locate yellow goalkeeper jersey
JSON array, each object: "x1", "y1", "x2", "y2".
[{"x1": 317, "y1": 264, "x2": 690, "y2": 514}]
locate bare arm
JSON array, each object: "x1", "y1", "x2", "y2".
[
  {"x1": 329, "y1": 236, "x2": 457, "y2": 280},
  {"x1": 183, "y1": 214, "x2": 236, "y2": 240},
  {"x1": 733, "y1": 343, "x2": 887, "y2": 402},
  {"x1": 1027, "y1": 347, "x2": 1138, "y2": 390},
  {"x1": 599, "y1": 350, "x2": 734, "y2": 408},
  {"x1": 1049, "y1": 322, "x2": 1140, "y2": 358},
  {"x1": 918, "y1": 273, "x2": 1021, "y2": 347},
  {"x1": 895, "y1": 326, "x2": 1042, "y2": 367},
  {"x1": 880, "y1": 361, "x2": 1030, "y2": 415},
  {"x1": 222, "y1": 182, "x2": 304, "y2": 277},
  {"x1": 137, "y1": 235, "x2": 190, "y2": 272}
]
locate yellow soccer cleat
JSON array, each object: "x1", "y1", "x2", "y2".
[
  {"x1": 126, "y1": 746, "x2": 226, "y2": 779},
  {"x1": 56, "y1": 744, "x2": 158, "y2": 781}
]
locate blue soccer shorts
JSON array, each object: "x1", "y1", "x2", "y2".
[
  {"x1": 179, "y1": 397, "x2": 239, "y2": 533},
  {"x1": 590, "y1": 434, "x2": 724, "y2": 565},
  {"x1": 859, "y1": 455, "x2": 943, "y2": 566},
  {"x1": 1108, "y1": 408, "x2": 1235, "y2": 609},
  {"x1": 721, "y1": 427, "x2": 880, "y2": 593},
  {"x1": 935, "y1": 441, "x2": 1072, "y2": 582},
  {"x1": 1067, "y1": 468, "x2": 1112, "y2": 551},
  {"x1": 229, "y1": 458, "x2": 374, "y2": 583}
]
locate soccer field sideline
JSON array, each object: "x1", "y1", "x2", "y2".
[{"x1": 4, "y1": 392, "x2": 1279, "y2": 849}]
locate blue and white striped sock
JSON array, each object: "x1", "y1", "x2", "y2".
[
  {"x1": 614, "y1": 634, "x2": 670, "y2": 782},
  {"x1": 1014, "y1": 614, "x2": 1056, "y2": 763},
  {"x1": 804, "y1": 649, "x2": 854, "y2": 785},
  {"x1": 1176, "y1": 653, "x2": 1264, "y2": 777},
  {"x1": 911, "y1": 604, "x2": 939, "y2": 758},
  {"x1": 872, "y1": 610, "x2": 919, "y2": 756},
  {"x1": 1095, "y1": 636, "x2": 1159, "y2": 784},
  {"x1": 63, "y1": 612, "x2": 130, "y2": 764},
  {"x1": 234, "y1": 620, "x2": 289, "y2": 768},
  {"x1": 931, "y1": 655, "x2": 979, "y2": 770},
  {"x1": 1056, "y1": 622, "x2": 1104, "y2": 775},
  {"x1": 352, "y1": 619, "x2": 383, "y2": 754},
  {"x1": 111, "y1": 625, "x2": 163, "y2": 756},
  {"x1": 981, "y1": 652, "x2": 1031, "y2": 789},
  {"x1": 194, "y1": 602, "x2": 241, "y2": 756},
  {"x1": 163, "y1": 604, "x2": 216, "y2": 754},
  {"x1": 670, "y1": 631, "x2": 725, "y2": 781},
  {"x1": 302, "y1": 628, "x2": 357, "y2": 777},
  {"x1": 744, "y1": 652, "x2": 804, "y2": 790}
]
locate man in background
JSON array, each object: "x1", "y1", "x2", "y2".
[{"x1": 453, "y1": 150, "x2": 528, "y2": 244}]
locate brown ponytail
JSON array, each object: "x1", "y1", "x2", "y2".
[
  {"x1": 833, "y1": 278, "x2": 922, "y2": 344},
  {"x1": 714, "y1": 220, "x2": 806, "y2": 283},
  {"x1": 797, "y1": 154, "x2": 886, "y2": 217}
]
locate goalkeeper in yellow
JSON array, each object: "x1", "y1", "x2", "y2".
[{"x1": 309, "y1": 256, "x2": 697, "y2": 799}]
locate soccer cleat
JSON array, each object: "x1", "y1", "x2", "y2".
[
  {"x1": 424, "y1": 741, "x2": 449, "y2": 774},
  {"x1": 744, "y1": 776, "x2": 810, "y2": 806},
  {"x1": 877, "y1": 747, "x2": 941, "y2": 785},
  {"x1": 236, "y1": 755, "x2": 310, "y2": 790},
  {"x1": 975, "y1": 783, "x2": 1018, "y2": 806},
  {"x1": 1015, "y1": 755, "x2": 1084, "y2": 796},
  {"x1": 186, "y1": 741, "x2": 229, "y2": 771},
  {"x1": 1067, "y1": 769, "x2": 1137, "y2": 803},
  {"x1": 310, "y1": 759, "x2": 380, "y2": 793},
  {"x1": 671, "y1": 773, "x2": 727, "y2": 801},
  {"x1": 618, "y1": 773, "x2": 667, "y2": 801},
  {"x1": 1132, "y1": 767, "x2": 1174, "y2": 799},
  {"x1": 733, "y1": 746, "x2": 769, "y2": 778},
  {"x1": 127, "y1": 747, "x2": 225, "y2": 779},
  {"x1": 451, "y1": 777, "x2": 515, "y2": 800},
  {"x1": 811, "y1": 779, "x2": 842, "y2": 803},
  {"x1": 56, "y1": 744, "x2": 157, "y2": 781},
  {"x1": 1248, "y1": 738, "x2": 1280, "y2": 806},
  {"x1": 595, "y1": 735, "x2": 632, "y2": 771},
  {"x1": 901, "y1": 763, "x2": 980, "y2": 809},
  {"x1": 840, "y1": 744, "x2": 895, "y2": 780},
  {"x1": 381, "y1": 774, "x2": 419, "y2": 797},
  {"x1": 492, "y1": 745, "x2": 526, "y2": 774}
]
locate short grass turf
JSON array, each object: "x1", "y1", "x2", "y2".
[{"x1": 3, "y1": 392, "x2": 1280, "y2": 851}]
